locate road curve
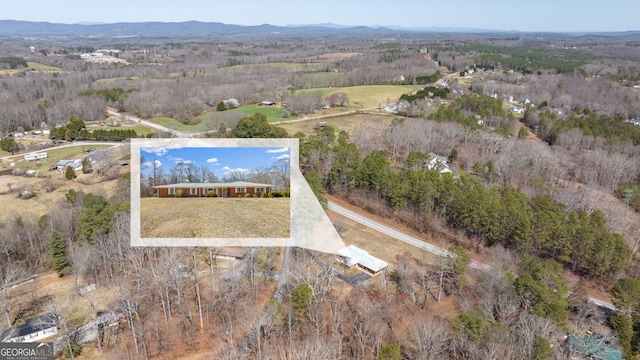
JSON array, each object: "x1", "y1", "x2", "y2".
[
  {"x1": 106, "y1": 109, "x2": 191, "y2": 138},
  {"x1": 327, "y1": 201, "x2": 616, "y2": 310},
  {"x1": 327, "y1": 201, "x2": 489, "y2": 270}
]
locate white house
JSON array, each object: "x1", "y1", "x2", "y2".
[
  {"x1": 510, "y1": 106, "x2": 524, "y2": 114},
  {"x1": 336, "y1": 245, "x2": 388, "y2": 275},
  {"x1": 1, "y1": 313, "x2": 58, "y2": 343},
  {"x1": 24, "y1": 153, "x2": 48, "y2": 161}
]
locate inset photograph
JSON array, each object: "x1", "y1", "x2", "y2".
[{"x1": 139, "y1": 146, "x2": 290, "y2": 238}]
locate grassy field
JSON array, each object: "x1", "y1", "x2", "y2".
[
  {"x1": 221, "y1": 62, "x2": 326, "y2": 72},
  {"x1": 0, "y1": 62, "x2": 64, "y2": 75},
  {"x1": 224, "y1": 105, "x2": 295, "y2": 122},
  {"x1": 296, "y1": 85, "x2": 422, "y2": 108},
  {"x1": 327, "y1": 211, "x2": 438, "y2": 266},
  {"x1": 155, "y1": 105, "x2": 297, "y2": 131},
  {"x1": 140, "y1": 197, "x2": 290, "y2": 238},
  {"x1": 277, "y1": 112, "x2": 396, "y2": 137},
  {"x1": 148, "y1": 117, "x2": 211, "y2": 132},
  {"x1": 0, "y1": 144, "x2": 113, "y2": 172},
  {"x1": 26, "y1": 61, "x2": 64, "y2": 72},
  {"x1": 0, "y1": 174, "x2": 119, "y2": 221}
]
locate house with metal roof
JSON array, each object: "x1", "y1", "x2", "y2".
[
  {"x1": 336, "y1": 245, "x2": 389, "y2": 275},
  {"x1": 564, "y1": 335, "x2": 622, "y2": 360},
  {"x1": 1, "y1": 313, "x2": 58, "y2": 343}
]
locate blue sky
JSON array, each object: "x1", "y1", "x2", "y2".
[
  {"x1": 140, "y1": 146, "x2": 290, "y2": 179},
  {"x1": 3, "y1": 0, "x2": 638, "y2": 32}
]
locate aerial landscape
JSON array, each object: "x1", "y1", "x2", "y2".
[{"x1": 2, "y1": 1, "x2": 640, "y2": 359}]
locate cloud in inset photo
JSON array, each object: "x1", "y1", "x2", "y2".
[
  {"x1": 273, "y1": 154, "x2": 290, "y2": 160},
  {"x1": 142, "y1": 159, "x2": 162, "y2": 168},
  {"x1": 266, "y1": 147, "x2": 289, "y2": 153}
]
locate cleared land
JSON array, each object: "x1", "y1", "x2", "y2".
[
  {"x1": 0, "y1": 175, "x2": 119, "y2": 221},
  {"x1": 0, "y1": 144, "x2": 114, "y2": 172},
  {"x1": 224, "y1": 105, "x2": 295, "y2": 122},
  {"x1": 138, "y1": 84, "x2": 419, "y2": 130},
  {"x1": 327, "y1": 211, "x2": 438, "y2": 265},
  {"x1": 297, "y1": 84, "x2": 422, "y2": 108},
  {"x1": 87, "y1": 122, "x2": 157, "y2": 136},
  {"x1": 0, "y1": 62, "x2": 64, "y2": 75},
  {"x1": 140, "y1": 197, "x2": 290, "y2": 238},
  {"x1": 278, "y1": 113, "x2": 396, "y2": 137}
]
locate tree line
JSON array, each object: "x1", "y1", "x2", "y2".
[
  {"x1": 298, "y1": 129, "x2": 631, "y2": 282},
  {"x1": 49, "y1": 115, "x2": 138, "y2": 141}
]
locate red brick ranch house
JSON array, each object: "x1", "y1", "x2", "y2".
[{"x1": 153, "y1": 181, "x2": 274, "y2": 198}]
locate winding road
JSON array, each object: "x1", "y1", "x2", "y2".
[
  {"x1": 106, "y1": 109, "x2": 191, "y2": 138},
  {"x1": 327, "y1": 201, "x2": 617, "y2": 311}
]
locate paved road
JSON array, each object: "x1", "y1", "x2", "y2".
[
  {"x1": 106, "y1": 109, "x2": 191, "y2": 138},
  {"x1": 0, "y1": 141, "x2": 123, "y2": 161},
  {"x1": 327, "y1": 201, "x2": 617, "y2": 311},
  {"x1": 327, "y1": 201, "x2": 489, "y2": 271}
]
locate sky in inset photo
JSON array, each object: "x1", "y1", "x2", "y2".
[{"x1": 140, "y1": 146, "x2": 290, "y2": 180}]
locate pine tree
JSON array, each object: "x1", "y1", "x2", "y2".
[
  {"x1": 290, "y1": 283, "x2": 312, "y2": 318},
  {"x1": 81, "y1": 157, "x2": 92, "y2": 174},
  {"x1": 49, "y1": 230, "x2": 69, "y2": 276},
  {"x1": 65, "y1": 166, "x2": 76, "y2": 180}
]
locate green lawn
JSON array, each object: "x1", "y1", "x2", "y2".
[
  {"x1": 224, "y1": 105, "x2": 296, "y2": 122},
  {"x1": 1, "y1": 144, "x2": 113, "y2": 172},
  {"x1": 27, "y1": 62, "x2": 63, "y2": 72},
  {"x1": 149, "y1": 117, "x2": 211, "y2": 132},
  {"x1": 0, "y1": 62, "x2": 64, "y2": 75}
]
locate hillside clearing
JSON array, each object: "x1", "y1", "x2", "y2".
[
  {"x1": 278, "y1": 113, "x2": 396, "y2": 137},
  {"x1": 297, "y1": 85, "x2": 422, "y2": 108},
  {"x1": 0, "y1": 175, "x2": 119, "y2": 221}
]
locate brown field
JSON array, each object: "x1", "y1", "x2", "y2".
[
  {"x1": 278, "y1": 113, "x2": 396, "y2": 137},
  {"x1": 305, "y1": 52, "x2": 364, "y2": 61},
  {"x1": 327, "y1": 205, "x2": 439, "y2": 266},
  {"x1": 140, "y1": 197, "x2": 290, "y2": 238},
  {"x1": 0, "y1": 174, "x2": 119, "y2": 221}
]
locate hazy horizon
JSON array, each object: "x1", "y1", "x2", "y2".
[{"x1": 2, "y1": 0, "x2": 637, "y2": 33}]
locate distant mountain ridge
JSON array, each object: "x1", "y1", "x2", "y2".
[
  {"x1": 0, "y1": 20, "x2": 401, "y2": 39},
  {"x1": 0, "y1": 20, "x2": 637, "y2": 39}
]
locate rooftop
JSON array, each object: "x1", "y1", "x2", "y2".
[
  {"x1": 153, "y1": 181, "x2": 274, "y2": 189},
  {"x1": 336, "y1": 245, "x2": 388, "y2": 273}
]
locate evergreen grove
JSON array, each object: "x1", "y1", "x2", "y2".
[
  {"x1": 301, "y1": 132, "x2": 631, "y2": 281},
  {"x1": 49, "y1": 114, "x2": 138, "y2": 141}
]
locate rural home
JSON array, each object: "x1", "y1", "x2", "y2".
[
  {"x1": 52, "y1": 159, "x2": 82, "y2": 172},
  {"x1": 24, "y1": 152, "x2": 48, "y2": 161},
  {"x1": 1, "y1": 313, "x2": 58, "y2": 343},
  {"x1": 336, "y1": 245, "x2": 389, "y2": 275},
  {"x1": 563, "y1": 335, "x2": 621, "y2": 360},
  {"x1": 211, "y1": 247, "x2": 246, "y2": 261},
  {"x1": 153, "y1": 181, "x2": 274, "y2": 198}
]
